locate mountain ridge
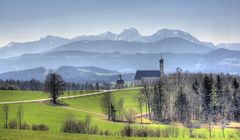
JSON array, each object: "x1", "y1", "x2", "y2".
[
  {"x1": 0, "y1": 48, "x2": 240, "y2": 74},
  {"x1": 0, "y1": 28, "x2": 219, "y2": 58},
  {"x1": 0, "y1": 66, "x2": 134, "y2": 82}
]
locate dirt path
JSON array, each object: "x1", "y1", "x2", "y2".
[
  {"x1": 0, "y1": 87, "x2": 141, "y2": 105},
  {"x1": 61, "y1": 106, "x2": 105, "y2": 117}
]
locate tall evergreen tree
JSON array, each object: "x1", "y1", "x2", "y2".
[
  {"x1": 151, "y1": 80, "x2": 166, "y2": 121},
  {"x1": 202, "y1": 75, "x2": 214, "y2": 120},
  {"x1": 175, "y1": 87, "x2": 190, "y2": 123},
  {"x1": 214, "y1": 75, "x2": 223, "y2": 118}
]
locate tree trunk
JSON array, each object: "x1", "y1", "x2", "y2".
[
  {"x1": 5, "y1": 113, "x2": 8, "y2": 128},
  {"x1": 148, "y1": 101, "x2": 151, "y2": 120},
  {"x1": 145, "y1": 103, "x2": 148, "y2": 119},
  {"x1": 222, "y1": 127, "x2": 225, "y2": 138},
  {"x1": 208, "y1": 119, "x2": 212, "y2": 138},
  {"x1": 52, "y1": 95, "x2": 57, "y2": 104},
  {"x1": 140, "y1": 107, "x2": 143, "y2": 124}
]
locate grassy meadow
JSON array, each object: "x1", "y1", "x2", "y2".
[
  {"x1": 0, "y1": 90, "x2": 96, "y2": 102},
  {"x1": 0, "y1": 89, "x2": 239, "y2": 139}
]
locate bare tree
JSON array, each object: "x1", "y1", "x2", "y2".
[
  {"x1": 2, "y1": 104, "x2": 9, "y2": 128},
  {"x1": 44, "y1": 73, "x2": 65, "y2": 104},
  {"x1": 100, "y1": 92, "x2": 114, "y2": 120},
  {"x1": 125, "y1": 108, "x2": 137, "y2": 123},
  {"x1": 141, "y1": 85, "x2": 152, "y2": 120},
  {"x1": 192, "y1": 79, "x2": 201, "y2": 120},
  {"x1": 17, "y1": 104, "x2": 24, "y2": 129},
  {"x1": 136, "y1": 94, "x2": 145, "y2": 124},
  {"x1": 116, "y1": 98, "x2": 124, "y2": 121},
  {"x1": 208, "y1": 115, "x2": 213, "y2": 138},
  {"x1": 231, "y1": 78, "x2": 240, "y2": 122}
]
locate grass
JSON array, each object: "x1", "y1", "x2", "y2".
[
  {"x1": 0, "y1": 90, "x2": 96, "y2": 102},
  {"x1": 0, "y1": 128, "x2": 239, "y2": 140},
  {"x1": 64, "y1": 89, "x2": 140, "y2": 113},
  {"x1": 0, "y1": 90, "x2": 46, "y2": 102},
  {"x1": 0, "y1": 89, "x2": 239, "y2": 139},
  {"x1": 0, "y1": 89, "x2": 143, "y2": 132}
]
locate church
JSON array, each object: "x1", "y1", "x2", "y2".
[{"x1": 134, "y1": 57, "x2": 164, "y2": 86}]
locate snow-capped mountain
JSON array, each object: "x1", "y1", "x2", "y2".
[
  {"x1": 146, "y1": 29, "x2": 200, "y2": 43},
  {"x1": 0, "y1": 35, "x2": 70, "y2": 58},
  {"x1": 0, "y1": 27, "x2": 220, "y2": 59},
  {"x1": 71, "y1": 28, "x2": 215, "y2": 47}
]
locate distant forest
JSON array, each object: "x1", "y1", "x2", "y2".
[{"x1": 0, "y1": 79, "x2": 112, "y2": 91}]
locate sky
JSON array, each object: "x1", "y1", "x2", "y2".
[{"x1": 0, "y1": 0, "x2": 240, "y2": 46}]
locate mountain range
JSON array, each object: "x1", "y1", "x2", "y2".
[
  {"x1": 0, "y1": 28, "x2": 240, "y2": 81},
  {"x1": 0, "y1": 28, "x2": 218, "y2": 58}
]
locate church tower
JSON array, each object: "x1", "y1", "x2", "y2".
[{"x1": 159, "y1": 57, "x2": 164, "y2": 76}]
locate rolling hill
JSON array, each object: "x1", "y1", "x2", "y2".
[
  {"x1": 0, "y1": 66, "x2": 135, "y2": 82},
  {"x1": 0, "y1": 49, "x2": 240, "y2": 75}
]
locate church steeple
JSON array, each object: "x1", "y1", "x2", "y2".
[{"x1": 159, "y1": 57, "x2": 164, "y2": 76}]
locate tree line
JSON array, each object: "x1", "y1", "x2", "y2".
[
  {"x1": 0, "y1": 79, "x2": 111, "y2": 91},
  {"x1": 136, "y1": 71, "x2": 240, "y2": 138}
]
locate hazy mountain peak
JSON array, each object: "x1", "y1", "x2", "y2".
[
  {"x1": 40, "y1": 35, "x2": 68, "y2": 41},
  {"x1": 121, "y1": 27, "x2": 139, "y2": 34},
  {"x1": 115, "y1": 27, "x2": 141, "y2": 41},
  {"x1": 151, "y1": 28, "x2": 199, "y2": 43},
  {"x1": 5, "y1": 42, "x2": 16, "y2": 47},
  {"x1": 0, "y1": 35, "x2": 70, "y2": 59},
  {"x1": 98, "y1": 31, "x2": 116, "y2": 39}
]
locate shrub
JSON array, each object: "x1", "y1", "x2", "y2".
[
  {"x1": 61, "y1": 114, "x2": 78, "y2": 133},
  {"x1": 20, "y1": 122, "x2": 30, "y2": 130},
  {"x1": 32, "y1": 124, "x2": 49, "y2": 131},
  {"x1": 100, "y1": 130, "x2": 111, "y2": 136},
  {"x1": 133, "y1": 126, "x2": 150, "y2": 137},
  {"x1": 61, "y1": 114, "x2": 98, "y2": 134},
  {"x1": 153, "y1": 128, "x2": 161, "y2": 137},
  {"x1": 124, "y1": 108, "x2": 137, "y2": 123},
  {"x1": 161, "y1": 126, "x2": 179, "y2": 137},
  {"x1": 8, "y1": 120, "x2": 17, "y2": 129},
  {"x1": 121, "y1": 125, "x2": 133, "y2": 137}
]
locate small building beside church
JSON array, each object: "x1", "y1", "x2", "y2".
[
  {"x1": 115, "y1": 74, "x2": 124, "y2": 89},
  {"x1": 134, "y1": 57, "x2": 164, "y2": 86}
]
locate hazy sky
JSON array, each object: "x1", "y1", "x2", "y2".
[{"x1": 0, "y1": 0, "x2": 240, "y2": 46}]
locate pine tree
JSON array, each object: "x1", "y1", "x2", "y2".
[
  {"x1": 151, "y1": 80, "x2": 166, "y2": 122},
  {"x1": 175, "y1": 87, "x2": 189, "y2": 123},
  {"x1": 202, "y1": 75, "x2": 214, "y2": 120}
]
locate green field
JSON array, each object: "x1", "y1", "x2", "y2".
[
  {"x1": 0, "y1": 90, "x2": 96, "y2": 102},
  {"x1": 0, "y1": 89, "x2": 239, "y2": 139},
  {"x1": 0, "y1": 89, "x2": 142, "y2": 132}
]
